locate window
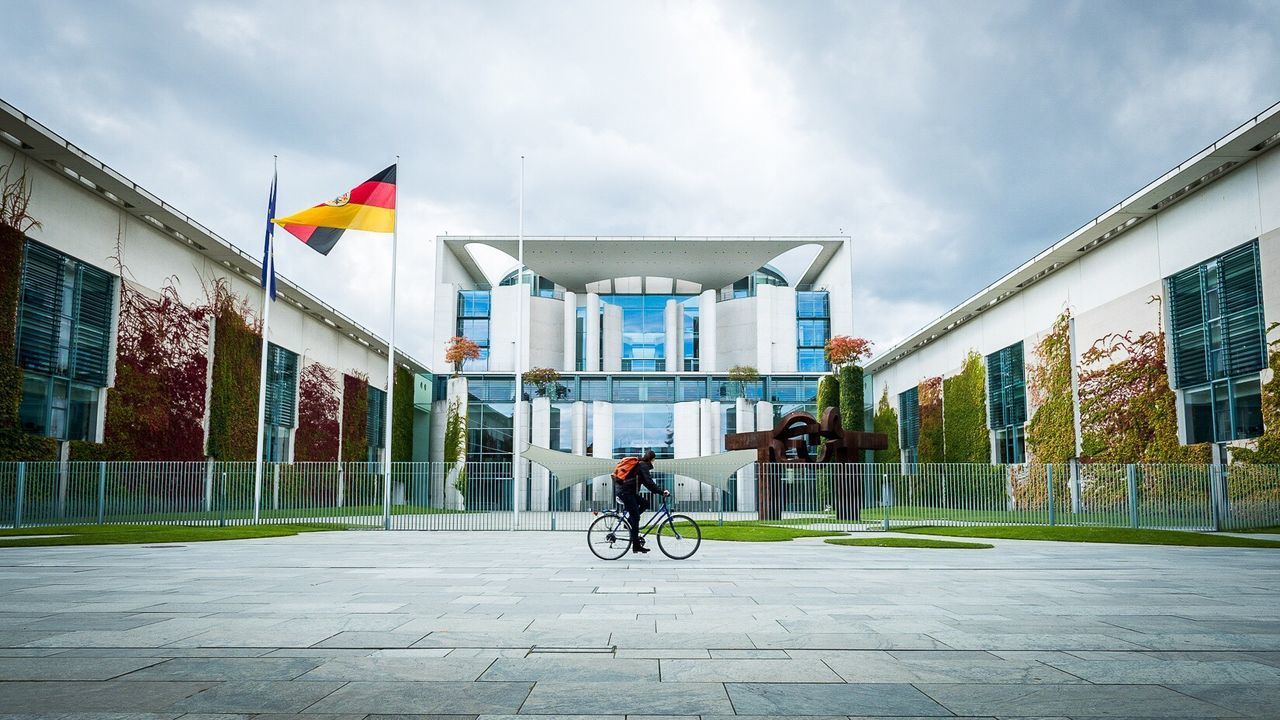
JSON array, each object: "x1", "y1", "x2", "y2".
[
  {"x1": 468, "y1": 378, "x2": 515, "y2": 403},
  {"x1": 367, "y1": 385, "x2": 386, "y2": 462},
  {"x1": 575, "y1": 306, "x2": 586, "y2": 371},
  {"x1": 796, "y1": 291, "x2": 830, "y2": 372},
  {"x1": 603, "y1": 294, "x2": 695, "y2": 372},
  {"x1": 678, "y1": 377, "x2": 708, "y2": 401},
  {"x1": 612, "y1": 404, "x2": 675, "y2": 459},
  {"x1": 612, "y1": 378, "x2": 675, "y2": 403},
  {"x1": 986, "y1": 342, "x2": 1027, "y2": 463},
  {"x1": 898, "y1": 386, "x2": 919, "y2": 463},
  {"x1": 15, "y1": 240, "x2": 115, "y2": 441},
  {"x1": 262, "y1": 343, "x2": 298, "y2": 461},
  {"x1": 713, "y1": 377, "x2": 763, "y2": 401},
  {"x1": 456, "y1": 290, "x2": 490, "y2": 371},
  {"x1": 682, "y1": 300, "x2": 699, "y2": 371},
  {"x1": 579, "y1": 378, "x2": 610, "y2": 402},
  {"x1": 1167, "y1": 240, "x2": 1267, "y2": 443}
]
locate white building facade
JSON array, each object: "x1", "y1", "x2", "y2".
[
  {"x1": 429, "y1": 236, "x2": 857, "y2": 511},
  {"x1": 867, "y1": 103, "x2": 1280, "y2": 464},
  {"x1": 0, "y1": 99, "x2": 430, "y2": 463}
]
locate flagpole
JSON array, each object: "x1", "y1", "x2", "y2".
[
  {"x1": 382, "y1": 156, "x2": 400, "y2": 531},
  {"x1": 513, "y1": 156, "x2": 524, "y2": 529},
  {"x1": 252, "y1": 156, "x2": 277, "y2": 524}
]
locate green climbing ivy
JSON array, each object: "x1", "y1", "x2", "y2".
[
  {"x1": 942, "y1": 351, "x2": 990, "y2": 463},
  {"x1": 917, "y1": 376, "x2": 944, "y2": 463},
  {"x1": 205, "y1": 281, "x2": 260, "y2": 461},
  {"x1": 341, "y1": 372, "x2": 369, "y2": 463},
  {"x1": 443, "y1": 397, "x2": 467, "y2": 496},
  {"x1": 391, "y1": 366, "x2": 414, "y2": 462},
  {"x1": 1025, "y1": 311, "x2": 1077, "y2": 463},
  {"x1": 838, "y1": 365, "x2": 863, "y2": 431},
  {"x1": 816, "y1": 375, "x2": 839, "y2": 420},
  {"x1": 873, "y1": 387, "x2": 900, "y2": 464},
  {"x1": 1234, "y1": 325, "x2": 1280, "y2": 464}
]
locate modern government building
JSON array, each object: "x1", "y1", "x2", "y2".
[{"x1": 2, "y1": 94, "x2": 1279, "y2": 511}]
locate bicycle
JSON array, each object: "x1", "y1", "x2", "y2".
[{"x1": 586, "y1": 494, "x2": 701, "y2": 560}]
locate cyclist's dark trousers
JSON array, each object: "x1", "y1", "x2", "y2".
[{"x1": 618, "y1": 491, "x2": 643, "y2": 547}]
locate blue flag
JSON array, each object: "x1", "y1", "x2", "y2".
[{"x1": 261, "y1": 169, "x2": 277, "y2": 301}]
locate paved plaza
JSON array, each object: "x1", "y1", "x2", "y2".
[{"x1": 0, "y1": 530, "x2": 1278, "y2": 719}]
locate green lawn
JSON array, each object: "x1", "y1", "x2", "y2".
[
  {"x1": 825, "y1": 537, "x2": 993, "y2": 549},
  {"x1": 13, "y1": 503, "x2": 467, "y2": 525},
  {"x1": 0, "y1": 523, "x2": 357, "y2": 548},
  {"x1": 679, "y1": 521, "x2": 846, "y2": 542},
  {"x1": 895, "y1": 525, "x2": 1280, "y2": 548}
]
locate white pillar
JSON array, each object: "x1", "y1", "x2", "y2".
[
  {"x1": 710, "y1": 400, "x2": 723, "y2": 453},
  {"x1": 665, "y1": 298, "x2": 681, "y2": 373},
  {"x1": 592, "y1": 401, "x2": 615, "y2": 502},
  {"x1": 755, "y1": 283, "x2": 774, "y2": 374},
  {"x1": 585, "y1": 292, "x2": 601, "y2": 372},
  {"x1": 531, "y1": 396, "x2": 551, "y2": 511},
  {"x1": 571, "y1": 400, "x2": 587, "y2": 509},
  {"x1": 516, "y1": 398, "x2": 531, "y2": 511},
  {"x1": 603, "y1": 304, "x2": 623, "y2": 372},
  {"x1": 736, "y1": 397, "x2": 757, "y2": 512},
  {"x1": 562, "y1": 290, "x2": 577, "y2": 373},
  {"x1": 756, "y1": 401, "x2": 774, "y2": 433},
  {"x1": 699, "y1": 289, "x2": 717, "y2": 372},
  {"x1": 673, "y1": 400, "x2": 701, "y2": 501},
  {"x1": 698, "y1": 398, "x2": 714, "y2": 457}
]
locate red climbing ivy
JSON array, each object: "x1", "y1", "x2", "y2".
[
  {"x1": 1078, "y1": 298, "x2": 1209, "y2": 463},
  {"x1": 295, "y1": 362, "x2": 340, "y2": 462},
  {"x1": 92, "y1": 279, "x2": 211, "y2": 460}
]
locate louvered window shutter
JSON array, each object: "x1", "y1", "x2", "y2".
[
  {"x1": 898, "y1": 386, "x2": 919, "y2": 450},
  {"x1": 264, "y1": 344, "x2": 298, "y2": 427},
  {"x1": 71, "y1": 265, "x2": 114, "y2": 386},
  {"x1": 1166, "y1": 266, "x2": 1208, "y2": 388},
  {"x1": 16, "y1": 242, "x2": 65, "y2": 375},
  {"x1": 1218, "y1": 242, "x2": 1265, "y2": 378},
  {"x1": 367, "y1": 386, "x2": 386, "y2": 448}
]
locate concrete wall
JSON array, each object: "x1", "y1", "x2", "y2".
[
  {"x1": 871, "y1": 152, "x2": 1280, "y2": 452},
  {"x1": 528, "y1": 296, "x2": 564, "y2": 371},
  {"x1": 717, "y1": 296, "x2": 757, "y2": 369}
]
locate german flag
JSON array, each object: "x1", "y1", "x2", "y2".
[{"x1": 273, "y1": 165, "x2": 396, "y2": 255}]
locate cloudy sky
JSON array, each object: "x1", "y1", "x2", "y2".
[{"x1": 2, "y1": 0, "x2": 1276, "y2": 365}]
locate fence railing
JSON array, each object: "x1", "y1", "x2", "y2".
[{"x1": 1, "y1": 461, "x2": 1276, "y2": 532}]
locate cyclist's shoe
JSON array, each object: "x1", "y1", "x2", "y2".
[{"x1": 632, "y1": 543, "x2": 650, "y2": 554}]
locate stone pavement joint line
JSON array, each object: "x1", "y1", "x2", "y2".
[{"x1": 0, "y1": 530, "x2": 1277, "y2": 717}]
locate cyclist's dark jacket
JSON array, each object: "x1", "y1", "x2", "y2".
[{"x1": 614, "y1": 461, "x2": 662, "y2": 496}]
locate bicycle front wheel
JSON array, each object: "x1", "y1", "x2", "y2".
[
  {"x1": 656, "y1": 514, "x2": 701, "y2": 560},
  {"x1": 587, "y1": 514, "x2": 633, "y2": 560}
]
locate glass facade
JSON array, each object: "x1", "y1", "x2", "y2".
[
  {"x1": 367, "y1": 385, "x2": 387, "y2": 462},
  {"x1": 456, "y1": 290, "x2": 491, "y2": 371},
  {"x1": 727, "y1": 266, "x2": 787, "y2": 299},
  {"x1": 986, "y1": 342, "x2": 1027, "y2": 463},
  {"x1": 683, "y1": 302, "x2": 700, "y2": 371},
  {"x1": 16, "y1": 239, "x2": 114, "y2": 442},
  {"x1": 796, "y1": 290, "x2": 831, "y2": 373},
  {"x1": 263, "y1": 343, "x2": 298, "y2": 462},
  {"x1": 1167, "y1": 240, "x2": 1267, "y2": 444},
  {"x1": 600, "y1": 294, "x2": 697, "y2": 371},
  {"x1": 898, "y1": 386, "x2": 919, "y2": 463}
]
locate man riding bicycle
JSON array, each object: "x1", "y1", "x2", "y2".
[{"x1": 613, "y1": 449, "x2": 669, "y2": 554}]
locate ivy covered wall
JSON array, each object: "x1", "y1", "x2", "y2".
[
  {"x1": 816, "y1": 375, "x2": 839, "y2": 420},
  {"x1": 917, "y1": 376, "x2": 944, "y2": 463},
  {"x1": 295, "y1": 361, "x2": 340, "y2": 462},
  {"x1": 873, "y1": 387, "x2": 900, "y2": 463},
  {"x1": 392, "y1": 366, "x2": 414, "y2": 462},
  {"x1": 1026, "y1": 311, "x2": 1077, "y2": 463},
  {"x1": 341, "y1": 372, "x2": 369, "y2": 463},
  {"x1": 942, "y1": 351, "x2": 990, "y2": 463},
  {"x1": 206, "y1": 282, "x2": 261, "y2": 461},
  {"x1": 1078, "y1": 300, "x2": 1209, "y2": 463}
]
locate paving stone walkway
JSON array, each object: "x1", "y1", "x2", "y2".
[{"x1": 1, "y1": 529, "x2": 1278, "y2": 719}]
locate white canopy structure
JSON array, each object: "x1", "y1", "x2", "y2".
[{"x1": 522, "y1": 444, "x2": 756, "y2": 492}]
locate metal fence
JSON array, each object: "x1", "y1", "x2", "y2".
[{"x1": 1, "y1": 460, "x2": 1276, "y2": 532}]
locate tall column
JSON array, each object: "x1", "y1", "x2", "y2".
[
  {"x1": 585, "y1": 292, "x2": 601, "y2": 372},
  {"x1": 755, "y1": 401, "x2": 775, "y2": 433},
  {"x1": 698, "y1": 398, "x2": 714, "y2": 456},
  {"x1": 571, "y1": 400, "x2": 587, "y2": 509},
  {"x1": 665, "y1": 298, "x2": 681, "y2": 373},
  {"x1": 698, "y1": 289, "x2": 717, "y2": 372},
  {"x1": 517, "y1": 398, "x2": 531, "y2": 511},
  {"x1": 710, "y1": 400, "x2": 722, "y2": 453},
  {"x1": 444, "y1": 376, "x2": 469, "y2": 510},
  {"x1": 736, "y1": 397, "x2": 756, "y2": 512},
  {"x1": 592, "y1": 400, "x2": 614, "y2": 502},
  {"x1": 756, "y1": 283, "x2": 774, "y2": 374},
  {"x1": 673, "y1": 401, "x2": 701, "y2": 502},
  {"x1": 531, "y1": 396, "x2": 551, "y2": 511},
  {"x1": 562, "y1": 291, "x2": 577, "y2": 373},
  {"x1": 603, "y1": 304, "x2": 623, "y2": 372}
]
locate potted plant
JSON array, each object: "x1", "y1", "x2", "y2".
[{"x1": 521, "y1": 367, "x2": 562, "y2": 398}]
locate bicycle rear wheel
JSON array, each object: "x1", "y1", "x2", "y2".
[
  {"x1": 587, "y1": 514, "x2": 633, "y2": 560},
  {"x1": 656, "y1": 514, "x2": 701, "y2": 559}
]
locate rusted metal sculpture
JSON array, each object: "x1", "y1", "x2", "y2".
[{"x1": 725, "y1": 408, "x2": 888, "y2": 520}]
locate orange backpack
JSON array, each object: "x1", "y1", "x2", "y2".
[{"x1": 611, "y1": 456, "x2": 640, "y2": 481}]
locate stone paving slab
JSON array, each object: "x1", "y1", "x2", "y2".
[{"x1": 1, "y1": 531, "x2": 1279, "y2": 717}]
